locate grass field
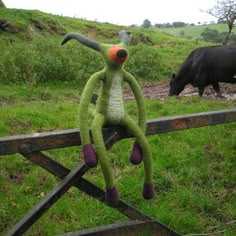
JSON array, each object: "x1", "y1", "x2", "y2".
[
  {"x1": 156, "y1": 23, "x2": 236, "y2": 40},
  {"x1": 0, "y1": 84, "x2": 235, "y2": 235}
]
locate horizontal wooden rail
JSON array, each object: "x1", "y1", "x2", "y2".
[
  {"x1": 61, "y1": 220, "x2": 176, "y2": 236},
  {"x1": 0, "y1": 109, "x2": 236, "y2": 156}
]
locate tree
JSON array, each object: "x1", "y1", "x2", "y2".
[
  {"x1": 165, "y1": 23, "x2": 172, "y2": 28},
  {"x1": 205, "y1": 0, "x2": 236, "y2": 45},
  {"x1": 142, "y1": 19, "x2": 151, "y2": 28},
  {"x1": 154, "y1": 23, "x2": 162, "y2": 28},
  {"x1": 172, "y1": 21, "x2": 187, "y2": 28},
  {"x1": 0, "y1": 0, "x2": 6, "y2": 7},
  {"x1": 201, "y1": 27, "x2": 222, "y2": 43}
]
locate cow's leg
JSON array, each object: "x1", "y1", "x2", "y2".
[
  {"x1": 198, "y1": 87, "x2": 204, "y2": 97},
  {"x1": 212, "y1": 82, "x2": 222, "y2": 97}
]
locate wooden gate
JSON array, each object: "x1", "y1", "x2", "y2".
[{"x1": 1, "y1": 109, "x2": 236, "y2": 236}]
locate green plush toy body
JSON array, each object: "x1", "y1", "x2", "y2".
[{"x1": 61, "y1": 31, "x2": 154, "y2": 205}]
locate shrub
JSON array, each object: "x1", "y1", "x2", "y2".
[
  {"x1": 127, "y1": 43, "x2": 161, "y2": 81},
  {"x1": 0, "y1": 37, "x2": 104, "y2": 86},
  {"x1": 0, "y1": 37, "x2": 163, "y2": 85}
]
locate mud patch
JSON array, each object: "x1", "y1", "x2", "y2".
[
  {"x1": 124, "y1": 80, "x2": 236, "y2": 100},
  {"x1": 9, "y1": 172, "x2": 25, "y2": 184}
]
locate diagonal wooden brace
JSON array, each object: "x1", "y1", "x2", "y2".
[{"x1": 6, "y1": 162, "x2": 88, "y2": 236}]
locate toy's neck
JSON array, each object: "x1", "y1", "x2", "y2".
[
  {"x1": 105, "y1": 68, "x2": 124, "y2": 84},
  {"x1": 105, "y1": 63, "x2": 124, "y2": 72}
]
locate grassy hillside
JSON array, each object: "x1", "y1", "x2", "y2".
[
  {"x1": 0, "y1": 8, "x2": 210, "y2": 87},
  {"x1": 156, "y1": 23, "x2": 236, "y2": 40},
  {"x1": 0, "y1": 8, "x2": 127, "y2": 40}
]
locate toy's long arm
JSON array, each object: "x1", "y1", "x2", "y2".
[
  {"x1": 79, "y1": 71, "x2": 105, "y2": 144},
  {"x1": 123, "y1": 70, "x2": 146, "y2": 132},
  {"x1": 123, "y1": 71, "x2": 155, "y2": 199},
  {"x1": 61, "y1": 32, "x2": 101, "y2": 52}
]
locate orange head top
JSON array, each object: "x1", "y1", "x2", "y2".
[{"x1": 108, "y1": 46, "x2": 128, "y2": 64}]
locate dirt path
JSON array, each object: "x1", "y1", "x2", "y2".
[{"x1": 124, "y1": 80, "x2": 236, "y2": 100}]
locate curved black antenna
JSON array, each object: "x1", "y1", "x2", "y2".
[
  {"x1": 118, "y1": 30, "x2": 131, "y2": 45},
  {"x1": 61, "y1": 32, "x2": 100, "y2": 51}
]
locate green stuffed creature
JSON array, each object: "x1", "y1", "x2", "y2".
[{"x1": 61, "y1": 30, "x2": 154, "y2": 205}]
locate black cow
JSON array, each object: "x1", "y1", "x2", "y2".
[{"x1": 169, "y1": 45, "x2": 236, "y2": 97}]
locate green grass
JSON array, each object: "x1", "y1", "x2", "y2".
[
  {"x1": 156, "y1": 23, "x2": 236, "y2": 40},
  {"x1": 0, "y1": 85, "x2": 235, "y2": 235}
]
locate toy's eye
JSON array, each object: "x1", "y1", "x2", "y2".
[
  {"x1": 109, "y1": 46, "x2": 128, "y2": 64},
  {"x1": 117, "y1": 49, "x2": 127, "y2": 58}
]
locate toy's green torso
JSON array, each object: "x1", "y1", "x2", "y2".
[
  {"x1": 97, "y1": 70, "x2": 125, "y2": 124},
  {"x1": 106, "y1": 73, "x2": 125, "y2": 122}
]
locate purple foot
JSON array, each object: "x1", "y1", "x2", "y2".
[
  {"x1": 83, "y1": 144, "x2": 98, "y2": 168},
  {"x1": 106, "y1": 187, "x2": 120, "y2": 206},
  {"x1": 130, "y1": 142, "x2": 143, "y2": 165},
  {"x1": 142, "y1": 183, "x2": 155, "y2": 200}
]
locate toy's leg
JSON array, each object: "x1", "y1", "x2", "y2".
[
  {"x1": 121, "y1": 115, "x2": 155, "y2": 200},
  {"x1": 80, "y1": 111, "x2": 97, "y2": 168},
  {"x1": 130, "y1": 141, "x2": 143, "y2": 165},
  {"x1": 91, "y1": 113, "x2": 119, "y2": 205}
]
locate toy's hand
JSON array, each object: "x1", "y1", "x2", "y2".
[
  {"x1": 130, "y1": 142, "x2": 143, "y2": 165},
  {"x1": 82, "y1": 144, "x2": 98, "y2": 168}
]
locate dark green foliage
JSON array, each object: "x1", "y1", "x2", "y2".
[
  {"x1": 0, "y1": 30, "x2": 194, "y2": 85},
  {"x1": 142, "y1": 19, "x2": 152, "y2": 28},
  {"x1": 0, "y1": 8, "x2": 208, "y2": 86},
  {"x1": 201, "y1": 27, "x2": 221, "y2": 43},
  {"x1": 126, "y1": 43, "x2": 161, "y2": 81},
  {"x1": 201, "y1": 27, "x2": 236, "y2": 44},
  {"x1": 0, "y1": 37, "x2": 162, "y2": 85},
  {"x1": 0, "y1": 37, "x2": 103, "y2": 86},
  {"x1": 172, "y1": 21, "x2": 187, "y2": 28}
]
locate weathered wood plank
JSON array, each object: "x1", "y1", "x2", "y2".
[{"x1": 0, "y1": 109, "x2": 235, "y2": 155}]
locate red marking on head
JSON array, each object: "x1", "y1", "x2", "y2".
[{"x1": 109, "y1": 46, "x2": 128, "y2": 64}]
